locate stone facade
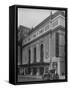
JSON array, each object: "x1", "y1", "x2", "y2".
[{"x1": 18, "y1": 11, "x2": 65, "y2": 78}]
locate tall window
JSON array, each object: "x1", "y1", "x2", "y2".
[
  {"x1": 40, "y1": 44, "x2": 44, "y2": 63},
  {"x1": 34, "y1": 47, "x2": 36, "y2": 63},
  {"x1": 56, "y1": 32, "x2": 65, "y2": 57},
  {"x1": 56, "y1": 32, "x2": 59, "y2": 57},
  {"x1": 28, "y1": 49, "x2": 31, "y2": 64}
]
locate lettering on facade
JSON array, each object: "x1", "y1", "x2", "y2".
[{"x1": 23, "y1": 15, "x2": 65, "y2": 46}]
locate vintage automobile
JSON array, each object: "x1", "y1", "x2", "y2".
[{"x1": 42, "y1": 69, "x2": 59, "y2": 80}]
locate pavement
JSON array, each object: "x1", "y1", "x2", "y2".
[
  {"x1": 59, "y1": 76, "x2": 65, "y2": 79},
  {"x1": 17, "y1": 75, "x2": 65, "y2": 82},
  {"x1": 18, "y1": 75, "x2": 42, "y2": 82}
]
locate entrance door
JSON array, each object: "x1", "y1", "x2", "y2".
[
  {"x1": 33, "y1": 67, "x2": 37, "y2": 75},
  {"x1": 40, "y1": 67, "x2": 44, "y2": 75}
]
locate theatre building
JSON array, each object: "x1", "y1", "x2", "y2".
[{"x1": 18, "y1": 11, "x2": 65, "y2": 79}]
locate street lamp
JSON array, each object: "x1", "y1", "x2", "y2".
[{"x1": 49, "y1": 10, "x2": 53, "y2": 70}]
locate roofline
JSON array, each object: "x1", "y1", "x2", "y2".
[
  {"x1": 18, "y1": 25, "x2": 31, "y2": 31},
  {"x1": 18, "y1": 11, "x2": 65, "y2": 34},
  {"x1": 28, "y1": 11, "x2": 65, "y2": 34}
]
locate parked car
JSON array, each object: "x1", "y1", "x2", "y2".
[
  {"x1": 42, "y1": 72, "x2": 51, "y2": 80},
  {"x1": 42, "y1": 69, "x2": 59, "y2": 80}
]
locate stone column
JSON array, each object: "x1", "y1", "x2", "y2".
[
  {"x1": 49, "y1": 33, "x2": 53, "y2": 70},
  {"x1": 24, "y1": 68, "x2": 25, "y2": 75},
  {"x1": 22, "y1": 49, "x2": 25, "y2": 64},
  {"x1": 44, "y1": 42, "x2": 46, "y2": 62},
  {"x1": 36, "y1": 68, "x2": 40, "y2": 76},
  {"x1": 36, "y1": 43, "x2": 40, "y2": 63},
  {"x1": 30, "y1": 68, "x2": 33, "y2": 75},
  {"x1": 30, "y1": 47, "x2": 33, "y2": 64},
  {"x1": 57, "y1": 61, "x2": 61, "y2": 76},
  {"x1": 44, "y1": 67, "x2": 46, "y2": 74}
]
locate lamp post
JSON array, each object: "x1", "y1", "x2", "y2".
[{"x1": 49, "y1": 10, "x2": 53, "y2": 70}]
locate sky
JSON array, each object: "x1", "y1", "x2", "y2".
[{"x1": 18, "y1": 8, "x2": 57, "y2": 28}]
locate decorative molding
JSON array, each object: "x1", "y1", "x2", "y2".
[{"x1": 22, "y1": 15, "x2": 65, "y2": 46}]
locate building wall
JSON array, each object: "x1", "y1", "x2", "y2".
[
  {"x1": 22, "y1": 13, "x2": 65, "y2": 46},
  {"x1": 19, "y1": 12, "x2": 65, "y2": 77},
  {"x1": 22, "y1": 31, "x2": 57, "y2": 64},
  {"x1": 18, "y1": 46, "x2": 21, "y2": 65},
  {"x1": 22, "y1": 47, "x2": 29, "y2": 64},
  {"x1": 22, "y1": 29, "x2": 65, "y2": 64}
]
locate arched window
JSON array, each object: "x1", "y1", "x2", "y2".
[{"x1": 40, "y1": 44, "x2": 44, "y2": 63}]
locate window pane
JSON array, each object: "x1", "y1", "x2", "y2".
[
  {"x1": 59, "y1": 34, "x2": 65, "y2": 45},
  {"x1": 59, "y1": 46, "x2": 65, "y2": 57},
  {"x1": 56, "y1": 32, "x2": 59, "y2": 57},
  {"x1": 34, "y1": 47, "x2": 36, "y2": 63}
]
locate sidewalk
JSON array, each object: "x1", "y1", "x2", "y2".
[
  {"x1": 18, "y1": 75, "x2": 42, "y2": 82},
  {"x1": 59, "y1": 76, "x2": 65, "y2": 79}
]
